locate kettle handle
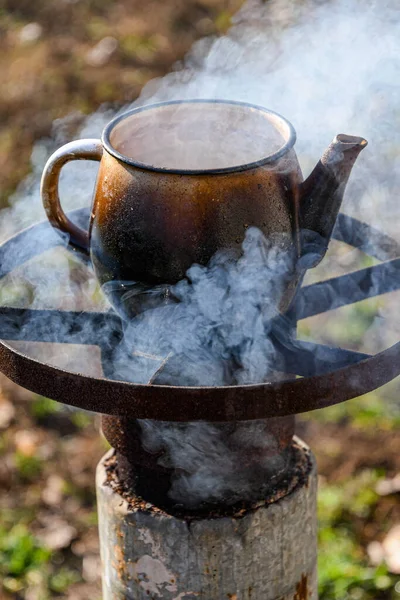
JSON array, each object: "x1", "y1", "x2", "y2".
[{"x1": 40, "y1": 139, "x2": 103, "y2": 254}]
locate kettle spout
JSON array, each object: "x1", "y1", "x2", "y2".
[{"x1": 299, "y1": 134, "x2": 368, "y2": 266}]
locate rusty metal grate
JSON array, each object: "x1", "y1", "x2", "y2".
[{"x1": 0, "y1": 209, "x2": 399, "y2": 422}]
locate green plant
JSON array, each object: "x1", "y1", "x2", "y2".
[
  {"x1": 15, "y1": 451, "x2": 43, "y2": 481},
  {"x1": 319, "y1": 529, "x2": 393, "y2": 599},
  {"x1": 30, "y1": 395, "x2": 62, "y2": 419},
  {"x1": 49, "y1": 567, "x2": 80, "y2": 593},
  {"x1": 120, "y1": 34, "x2": 158, "y2": 61},
  {"x1": 214, "y1": 10, "x2": 232, "y2": 32},
  {"x1": 0, "y1": 516, "x2": 81, "y2": 597},
  {"x1": 318, "y1": 470, "x2": 383, "y2": 525},
  {"x1": 71, "y1": 410, "x2": 93, "y2": 429},
  {"x1": 0, "y1": 523, "x2": 51, "y2": 580},
  {"x1": 318, "y1": 474, "x2": 398, "y2": 599},
  {"x1": 301, "y1": 389, "x2": 400, "y2": 430},
  {"x1": 0, "y1": 280, "x2": 33, "y2": 306}
]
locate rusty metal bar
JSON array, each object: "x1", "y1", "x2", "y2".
[
  {"x1": 276, "y1": 338, "x2": 370, "y2": 376},
  {"x1": 0, "y1": 306, "x2": 122, "y2": 345},
  {"x1": 0, "y1": 208, "x2": 89, "y2": 279},
  {"x1": 0, "y1": 306, "x2": 368, "y2": 377},
  {"x1": 1, "y1": 336, "x2": 399, "y2": 420},
  {"x1": 333, "y1": 213, "x2": 400, "y2": 261},
  {"x1": 295, "y1": 257, "x2": 400, "y2": 320}
]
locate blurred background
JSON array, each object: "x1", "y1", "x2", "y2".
[{"x1": 0, "y1": 0, "x2": 400, "y2": 599}]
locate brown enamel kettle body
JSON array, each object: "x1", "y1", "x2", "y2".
[{"x1": 41, "y1": 100, "x2": 367, "y2": 319}]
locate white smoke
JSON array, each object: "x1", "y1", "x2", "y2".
[
  {"x1": 3, "y1": 0, "x2": 399, "y2": 240},
  {"x1": 129, "y1": 0, "x2": 400, "y2": 237},
  {"x1": 111, "y1": 227, "x2": 292, "y2": 387},
  {"x1": 140, "y1": 418, "x2": 288, "y2": 507}
]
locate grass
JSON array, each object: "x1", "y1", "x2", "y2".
[
  {"x1": 0, "y1": 523, "x2": 51, "y2": 581},
  {"x1": 303, "y1": 390, "x2": 400, "y2": 430},
  {"x1": 318, "y1": 473, "x2": 400, "y2": 599},
  {"x1": 299, "y1": 253, "x2": 400, "y2": 598},
  {"x1": 30, "y1": 396, "x2": 62, "y2": 420},
  {"x1": 14, "y1": 452, "x2": 43, "y2": 482},
  {"x1": 318, "y1": 531, "x2": 393, "y2": 600},
  {"x1": 0, "y1": 512, "x2": 80, "y2": 598}
]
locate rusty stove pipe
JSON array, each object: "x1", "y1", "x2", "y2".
[{"x1": 96, "y1": 437, "x2": 318, "y2": 600}]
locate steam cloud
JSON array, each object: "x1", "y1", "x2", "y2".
[{"x1": 1, "y1": 0, "x2": 399, "y2": 507}]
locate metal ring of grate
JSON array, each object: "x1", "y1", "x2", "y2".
[{"x1": 0, "y1": 209, "x2": 399, "y2": 421}]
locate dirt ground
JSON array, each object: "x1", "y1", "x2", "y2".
[{"x1": 0, "y1": 0, "x2": 242, "y2": 205}]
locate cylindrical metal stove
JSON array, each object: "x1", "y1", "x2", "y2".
[{"x1": 97, "y1": 438, "x2": 317, "y2": 600}]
